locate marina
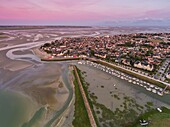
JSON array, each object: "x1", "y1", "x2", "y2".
[{"x1": 78, "y1": 61, "x2": 169, "y2": 96}]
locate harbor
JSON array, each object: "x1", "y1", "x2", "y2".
[{"x1": 78, "y1": 61, "x2": 169, "y2": 96}]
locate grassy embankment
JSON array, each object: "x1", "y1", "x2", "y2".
[
  {"x1": 72, "y1": 70, "x2": 91, "y2": 127},
  {"x1": 75, "y1": 67, "x2": 100, "y2": 127}
]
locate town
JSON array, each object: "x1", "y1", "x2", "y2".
[{"x1": 40, "y1": 33, "x2": 170, "y2": 83}]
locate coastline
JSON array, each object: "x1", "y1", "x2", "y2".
[
  {"x1": 37, "y1": 48, "x2": 169, "y2": 91},
  {"x1": 31, "y1": 31, "x2": 170, "y2": 126},
  {"x1": 32, "y1": 48, "x2": 50, "y2": 59},
  {"x1": 6, "y1": 48, "x2": 71, "y2": 127}
]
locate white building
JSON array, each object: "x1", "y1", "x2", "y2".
[{"x1": 134, "y1": 61, "x2": 154, "y2": 71}]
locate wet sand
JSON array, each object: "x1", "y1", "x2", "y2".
[
  {"x1": 33, "y1": 48, "x2": 50, "y2": 59},
  {"x1": 0, "y1": 50, "x2": 70, "y2": 126},
  {"x1": 0, "y1": 28, "x2": 81, "y2": 126},
  {"x1": 0, "y1": 49, "x2": 33, "y2": 71},
  {"x1": 13, "y1": 50, "x2": 33, "y2": 55},
  {"x1": 57, "y1": 66, "x2": 75, "y2": 127},
  {"x1": 76, "y1": 63, "x2": 170, "y2": 126},
  {"x1": 0, "y1": 89, "x2": 38, "y2": 127},
  {"x1": 77, "y1": 64, "x2": 170, "y2": 110},
  {"x1": 4, "y1": 60, "x2": 33, "y2": 71},
  {"x1": 1, "y1": 27, "x2": 170, "y2": 126},
  {"x1": 0, "y1": 43, "x2": 8, "y2": 48}
]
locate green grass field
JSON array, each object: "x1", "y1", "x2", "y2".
[{"x1": 76, "y1": 68, "x2": 100, "y2": 127}]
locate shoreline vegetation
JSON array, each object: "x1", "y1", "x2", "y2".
[
  {"x1": 72, "y1": 67, "x2": 91, "y2": 127},
  {"x1": 73, "y1": 66, "x2": 170, "y2": 127},
  {"x1": 75, "y1": 66, "x2": 143, "y2": 127},
  {"x1": 74, "y1": 66, "x2": 99, "y2": 127}
]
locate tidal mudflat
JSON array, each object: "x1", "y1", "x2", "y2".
[
  {"x1": 1, "y1": 26, "x2": 170, "y2": 127},
  {"x1": 0, "y1": 60, "x2": 70, "y2": 127},
  {"x1": 0, "y1": 28, "x2": 78, "y2": 127},
  {"x1": 0, "y1": 89, "x2": 37, "y2": 127},
  {"x1": 77, "y1": 64, "x2": 170, "y2": 127}
]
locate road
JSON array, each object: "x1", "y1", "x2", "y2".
[
  {"x1": 155, "y1": 59, "x2": 170, "y2": 81},
  {"x1": 98, "y1": 59, "x2": 170, "y2": 87},
  {"x1": 41, "y1": 56, "x2": 170, "y2": 87}
]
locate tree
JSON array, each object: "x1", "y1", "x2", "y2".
[
  {"x1": 90, "y1": 50, "x2": 95, "y2": 57},
  {"x1": 43, "y1": 43, "x2": 51, "y2": 47}
]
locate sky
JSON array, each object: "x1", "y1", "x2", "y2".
[{"x1": 0, "y1": 0, "x2": 170, "y2": 26}]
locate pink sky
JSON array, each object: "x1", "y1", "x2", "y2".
[{"x1": 0, "y1": 0, "x2": 170, "y2": 25}]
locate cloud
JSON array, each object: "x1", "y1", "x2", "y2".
[
  {"x1": 51, "y1": 0, "x2": 101, "y2": 7},
  {"x1": 0, "y1": 0, "x2": 170, "y2": 25},
  {"x1": 145, "y1": 8, "x2": 170, "y2": 18},
  {"x1": 24, "y1": 0, "x2": 101, "y2": 12}
]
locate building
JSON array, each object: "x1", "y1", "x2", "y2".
[
  {"x1": 134, "y1": 61, "x2": 154, "y2": 71},
  {"x1": 166, "y1": 71, "x2": 170, "y2": 79}
]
